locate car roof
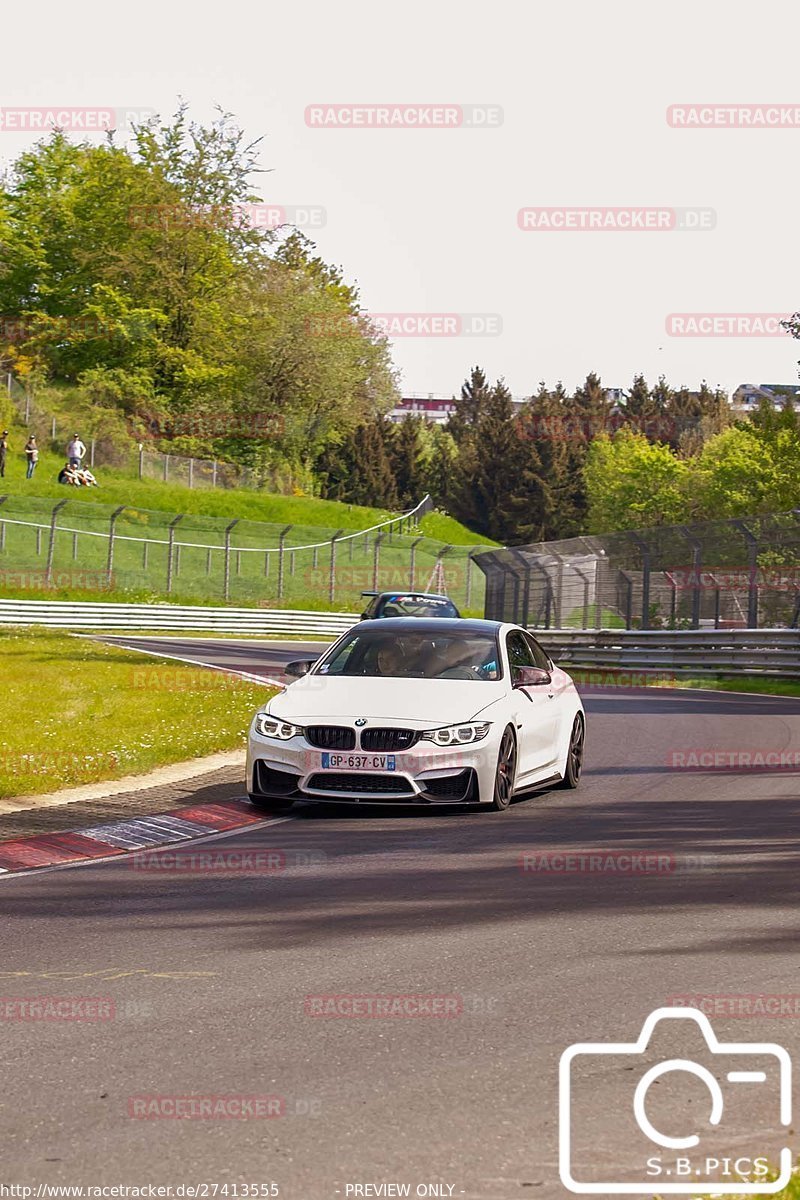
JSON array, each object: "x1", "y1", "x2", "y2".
[
  {"x1": 352, "y1": 616, "x2": 503, "y2": 634},
  {"x1": 373, "y1": 591, "x2": 454, "y2": 601}
]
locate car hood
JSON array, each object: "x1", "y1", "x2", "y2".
[{"x1": 266, "y1": 676, "x2": 506, "y2": 725}]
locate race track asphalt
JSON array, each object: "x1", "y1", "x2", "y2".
[{"x1": 1, "y1": 637, "x2": 799, "y2": 1199}]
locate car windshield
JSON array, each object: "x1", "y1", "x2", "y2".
[
  {"x1": 380, "y1": 594, "x2": 459, "y2": 618},
  {"x1": 315, "y1": 629, "x2": 501, "y2": 680}
]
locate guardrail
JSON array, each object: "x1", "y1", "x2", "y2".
[
  {"x1": 536, "y1": 627, "x2": 800, "y2": 678},
  {"x1": 0, "y1": 599, "x2": 358, "y2": 637},
  {"x1": 1, "y1": 602, "x2": 799, "y2": 674}
]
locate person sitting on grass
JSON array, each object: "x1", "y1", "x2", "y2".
[
  {"x1": 58, "y1": 461, "x2": 79, "y2": 485},
  {"x1": 76, "y1": 467, "x2": 98, "y2": 486}
]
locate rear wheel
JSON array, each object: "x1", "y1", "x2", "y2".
[
  {"x1": 558, "y1": 715, "x2": 584, "y2": 789},
  {"x1": 489, "y1": 728, "x2": 517, "y2": 811}
]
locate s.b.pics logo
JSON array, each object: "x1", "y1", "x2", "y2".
[{"x1": 559, "y1": 1007, "x2": 792, "y2": 1193}]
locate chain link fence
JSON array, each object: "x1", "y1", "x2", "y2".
[
  {"x1": 0, "y1": 494, "x2": 486, "y2": 613},
  {"x1": 5, "y1": 374, "x2": 278, "y2": 492},
  {"x1": 475, "y1": 512, "x2": 800, "y2": 630}
]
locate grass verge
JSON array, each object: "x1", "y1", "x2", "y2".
[
  {"x1": 672, "y1": 675, "x2": 800, "y2": 697},
  {"x1": 0, "y1": 628, "x2": 274, "y2": 800},
  {"x1": 567, "y1": 666, "x2": 800, "y2": 697}
]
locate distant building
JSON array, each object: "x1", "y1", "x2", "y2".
[
  {"x1": 391, "y1": 389, "x2": 623, "y2": 424},
  {"x1": 732, "y1": 383, "x2": 800, "y2": 413},
  {"x1": 389, "y1": 395, "x2": 457, "y2": 424}
]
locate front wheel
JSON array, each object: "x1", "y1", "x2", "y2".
[
  {"x1": 489, "y1": 727, "x2": 517, "y2": 811},
  {"x1": 558, "y1": 715, "x2": 585, "y2": 789}
]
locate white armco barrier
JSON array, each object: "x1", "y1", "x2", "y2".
[{"x1": 0, "y1": 599, "x2": 357, "y2": 637}]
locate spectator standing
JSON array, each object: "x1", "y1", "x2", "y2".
[
  {"x1": 0, "y1": 431, "x2": 8, "y2": 478},
  {"x1": 25, "y1": 434, "x2": 39, "y2": 479},
  {"x1": 66, "y1": 432, "x2": 86, "y2": 469}
]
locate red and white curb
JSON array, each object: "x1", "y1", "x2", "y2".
[{"x1": 0, "y1": 799, "x2": 276, "y2": 875}]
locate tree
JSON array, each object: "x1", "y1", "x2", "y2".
[
  {"x1": 694, "y1": 423, "x2": 800, "y2": 517},
  {"x1": 317, "y1": 415, "x2": 398, "y2": 509},
  {"x1": 584, "y1": 431, "x2": 692, "y2": 532},
  {"x1": 387, "y1": 415, "x2": 425, "y2": 508},
  {"x1": 448, "y1": 365, "x2": 491, "y2": 444},
  {"x1": 516, "y1": 383, "x2": 578, "y2": 539},
  {"x1": 570, "y1": 372, "x2": 614, "y2": 441}
]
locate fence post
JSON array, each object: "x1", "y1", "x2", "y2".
[
  {"x1": 733, "y1": 519, "x2": 760, "y2": 628},
  {"x1": 329, "y1": 529, "x2": 344, "y2": 605},
  {"x1": 166, "y1": 514, "x2": 184, "y2": 595},
  {"x1": 138, "y1": 445, "x2": 144, "y2": 480},
  {"x1": 143, "y1": 541, "x2": 149, "y2": 570},
  {"x1": 106, "y1": 505, "x2": 126, "y2": 589},
  {"x1": 207, "y1": 548, "x2": 212, "y2": 575},
  {"x1": 212, "y1": 460, "x2": 217, "y2": 488},
  {"x1": 163, "y1": 454, "x2": 169, "y2": 483},
  {"x1": 372, "y1": 531, "x2": 386, "y2": 590},
  {"x1": 90, "y1": 439, "x2": 96, "y2": 468},
  {"x1": 465, "y1": 551, "x2": 476, "y2": 609},
  {"x1": 628, "y1": 532, "x2": 651, "y2": 630},
  {"x1": 409, "y1": 536, "x2": 424, "y2": 590},
  {"x1": 188, "y1": 458, "x2": 194, "y2": 489},
  {"x1": 44, "y1": 499, "x2": 68, "y2": 586},
  {"x1": 679, "y1": 528, "x2": 703, "y2": 629},
  {"x1": 24, "y1": 393, "x2": 30, "y2": 424},
  {"x1": 277, "y1": 526, "x2": 292, "y2": 599},
  {"x1": 36, "y1": 527, "x2": 42, "y2": 556},
  {"x1": 0, "y1": 495, "x2": 8, "y2": 552},
  {"x1": 313, "y1": 545, "x2": 318, "y2": 569},
  {"x1": 223, "y1": 519, "x2": 239, "y2": 602},
  {"x1": 51, "y1": 416, "x2": 56, "y2": 440}
]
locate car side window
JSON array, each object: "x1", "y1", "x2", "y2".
[
  {"x1": 524, "y1": 633, "x2": 552, "y2": 671},
  {"x1": 506, "y1": 632, "x2": 537, "y2": 670},
  {"x1": 363, "y1": 598, "x2": 379, "y2": 618}
]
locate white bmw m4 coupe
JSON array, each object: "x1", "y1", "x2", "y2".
[{"x1": 246, "y1": 618, "x2": 585, "y2": 812}]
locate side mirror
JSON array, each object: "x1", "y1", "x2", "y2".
[
  {"x1": 284, "y1": 659, "x2": 316, "y2": 679},
  {"x1": 512, "y1": 666, "x2": 551, "y2": 688}
]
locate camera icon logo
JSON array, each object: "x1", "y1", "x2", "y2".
[{"x1": 559, "y1": 1006, "x2": 792, "y2": 1194}]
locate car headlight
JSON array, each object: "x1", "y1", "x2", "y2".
[
  {"x1": 421, "y1": 722, "x2": 490, "y2": 746},
  {"x1": 254, "y1": 713, "x2": 303, "y2": 740}
]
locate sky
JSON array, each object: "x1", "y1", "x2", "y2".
[{"x1": 1, "y1": 0, "x2": 799, "y2": 400}]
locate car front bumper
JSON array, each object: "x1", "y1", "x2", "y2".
[{"x1": 246, "y1": 732, "x2": 500, "y2": 805}]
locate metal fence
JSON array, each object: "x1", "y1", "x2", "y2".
[
  {"x1": 5, "y1": 375, "x2": 282, "y2": 493},
  {"x1": 476, "y1": 511, "x2": 800, "y2": 630},
  {"x1": 0, "y1": 493, "x2": 486, "y2": 613}
]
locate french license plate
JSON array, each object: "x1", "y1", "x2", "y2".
[{"x1": 321, "y1": 753, "x2": 396, "y2": 771}]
